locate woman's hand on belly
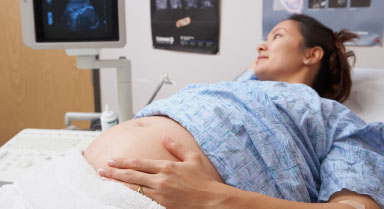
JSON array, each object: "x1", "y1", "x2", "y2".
[{"x1": 98, "y1": 136, "x2": 223, "y2": 209}]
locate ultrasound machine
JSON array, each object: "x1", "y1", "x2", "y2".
[{"x1": 0, "y1": 0, "x2": 129, "y2": 185}]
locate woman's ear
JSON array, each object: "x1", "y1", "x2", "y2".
[{"x1": 304, "y1": 46, "x2": 324, "y2": 65}]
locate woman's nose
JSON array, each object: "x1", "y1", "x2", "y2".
[{"x1": 257, "y1": 43, "x2": 267, "y2": 53}]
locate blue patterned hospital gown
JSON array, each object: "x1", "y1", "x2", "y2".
[{"x1": 135, "y1": 71, "x2": 384, "y2": 207}]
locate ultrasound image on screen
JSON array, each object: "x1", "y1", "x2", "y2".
[
  {"x1": 34, "y1": 0, "x2": 119, "y2": 42},
  {"x1": 61, "y1": 0, "x2": 100, "y2": 32}
]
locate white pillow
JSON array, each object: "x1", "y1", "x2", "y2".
[{"x1": 344, "y1": 68, "x2": 384, "y2": 122}]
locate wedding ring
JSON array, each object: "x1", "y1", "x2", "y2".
[{"x1": 137, "y1": 185, "x2": 144, "y2": 195}]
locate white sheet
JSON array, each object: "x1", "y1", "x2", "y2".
[
  {"x1": 0, "y1": 149, "x2": 165, "y2": 209},
  {"x1": 344, "y1": 67, "x2": 384, "y2": 122},
  {"x1": 0, "y1": 184, "x2": 27, "y2": 209}
]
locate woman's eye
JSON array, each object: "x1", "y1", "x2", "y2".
[{"x1": 273, "y1": 34, "x2": 281, "y2": 39}]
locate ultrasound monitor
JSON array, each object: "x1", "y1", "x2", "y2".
[{"x1": 20, "y1": 0, "x2": 126, "y2": 49}]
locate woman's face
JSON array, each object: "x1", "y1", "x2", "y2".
[{"x1": 252, "y1": 20, "x2": 306, "y2": 82}]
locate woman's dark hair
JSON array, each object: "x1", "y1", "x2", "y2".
[{"x1": 287, "y1": 14, "x2": 358, "y2": 103}]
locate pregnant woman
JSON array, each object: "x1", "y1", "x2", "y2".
[{"x1": 87, "y1": 14, "x2": 383, "y2": 209}]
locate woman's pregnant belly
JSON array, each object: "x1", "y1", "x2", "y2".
[{"x1": 83, "y1": 116, "x2": 223, "y2": 186}]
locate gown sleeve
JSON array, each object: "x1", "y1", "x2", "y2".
[{"x1": 318, "y1": 100, "x2": 384, "y2": 208}]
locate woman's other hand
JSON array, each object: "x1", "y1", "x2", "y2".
[{"x1": 98, "y1": 136, "x2": 224, "y2": 209}]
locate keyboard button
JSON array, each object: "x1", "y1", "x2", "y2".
[{"x1": 18, "y1": 161, "x2": 33, "y2": 168}]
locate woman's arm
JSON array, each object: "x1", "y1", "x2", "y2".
[
  {"x1": 210, "y1": 184, "x2": 380, "y2": 209},
  {"x1": 99, "y1": 136, "x2": 380, "y2": 209}
]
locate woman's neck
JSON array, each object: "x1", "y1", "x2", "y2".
[{"x1": 278, "y1": 65, "x2": 319, "y2": 87}]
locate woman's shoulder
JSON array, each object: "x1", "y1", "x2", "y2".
[
  {"x1": 178, "y1": 80, "x2": 262, "y2": 95},
  {"x1": 178, "y1": 80, "x2": 320, "y2": 104}
]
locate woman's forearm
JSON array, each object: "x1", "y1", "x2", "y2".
[
  {"x1": 208, "y1": 182, "x2": 357, "y2": 209},
  {"x1": 102, "y1": 137, "x2": 380, "y2": 209}
]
